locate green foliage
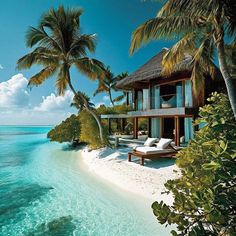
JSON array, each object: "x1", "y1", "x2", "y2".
[
  {"x1": 79, "y1": 110, "x2": 109, "y2": 149},
  {"x1": 138, "y1": 118, "x2": 148, "y2": 131},
  {"x1": 152, "y1": 93, "x2": 236, "y2": 235},
  {"x1": 93, "y1": 66, "x2": 128, "y2": 106},
  {"x1": 71, "y1": 91, "x2": 94, "y2": 111},
  {"x1": 17, "y1": 6, "x2": 104, "y2": 95},
  {"x1": 130, "y1": 0, "x2": 236, "y2": 105},
  {"x1": 47, "y1": 115, "x2": 80, "y2": 143},
  {"x1": 97, "y1": 104, "x2": 132, "y2": 115}
]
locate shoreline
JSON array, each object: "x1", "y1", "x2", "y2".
[{"x1": 79, "y1": 146, "x2": 181, "y2": 205}]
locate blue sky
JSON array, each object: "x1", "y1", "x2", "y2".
[{"x1": 0, "y1": 0, "x2": 174, "y2": 125}]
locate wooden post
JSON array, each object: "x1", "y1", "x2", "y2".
[
  {"x1": 133, "y1": 117, "x2": 138, "y2": 139},
  {"x1": 128, "y1": 153, "x2": 132, "y2": 162},
  {"x1": 126, "y1": 92, "x2": 129, "y2": 106},
  {"x1": 148, "y1": 118, "x2": 152, "y2": 137},
  {"x1": 121, "y1": 118, "x2": 125, "y2": 133},
  {"x1": 182, "y1": 80, "x2": 185, "y2": 107},
  {"x1": 148, "y1": 84, "x2": 151, "y2": 110},
  {"x1": 175, "y1": 116, "x2": 180, "y2": 146},
  {"x1": 141, "y1": 157, "x2": 144, "y2": 166},
  {"x1": 108, "y1": 118, "x2": 111, "y2": 134},
  {"x1": 115, "y1": 137, "x2": 119, "y2": 148},
  {"x1": 160, "y1": 117, "x2": 164, "y2": 138}
]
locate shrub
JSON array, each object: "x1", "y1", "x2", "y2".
[
  {"x1": 47, "y1": 114, "x2": 80, "y2": 144},
  {"x1": 152, "y1": 93, "x2": 236, "y2": 235},
  {"x1": 79, "y1": 110, "x2": 109, "y2": 149}
]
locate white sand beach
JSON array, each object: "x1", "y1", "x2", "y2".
[{"x1": 80, "y1": 146, "x2": 181, "y2": 204}]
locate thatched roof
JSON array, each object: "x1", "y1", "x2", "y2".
[{"x1": 116, "y1": 48, "x2": 192, "y2": 89}]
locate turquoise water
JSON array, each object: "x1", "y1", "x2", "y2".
[{"x1": 0, "y1": 126, "x2": 170, "y2": 236}]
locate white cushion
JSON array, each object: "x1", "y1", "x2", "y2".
[
  {"x1": 156, "y1": 138, "x2": 172, "y2": 149},
  {"x1": 144, "y1": 138, "x2": 158, "y2": 147},
  {"x1": 135, "y1": 146, "x2": 173, "y2": 154}
]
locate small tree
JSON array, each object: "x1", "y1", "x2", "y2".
[
  {"x1": 79, "y1": 110, "x2": 109, "y2": 149},
  {"x1": 152, "y1": 93, "x2": 236, "y2": 235},
  {"x1": 94, "y1": 66, "x2": 128, "y2": 106},
  {"x1": 47, "y1": 114, "x2": 80, "y2": 144}
]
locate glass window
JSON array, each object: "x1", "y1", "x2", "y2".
[
  {"x1": 151, "y1": 118, "x2": 161, "y2": 138},
  {"x1": 137, "y1": 91, "x2": 143, "y2": 110},
  {"x1": 184, "y1": 117, "x2": 194, "y2": 142},
  {"x1": 176, "y1": 82, "x2": 183, "y2": 107},
  {"x1": 185, "y1": 80, "x2": 193, "y2": 107},
  {"x1": 151, "y1": 85, "x2": 160, "y2": 109},
  {"x1": 143, "y1": 89, "x2": 149, "y2": 110}
]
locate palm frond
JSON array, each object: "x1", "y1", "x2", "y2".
[
  {"x1": 161, "y1": 33, "x2": 196, "y2": 75},
  {"x1": 224, "y1": 0, "x2": 236, "y2": 35},
  {"x1": 17, "y1": 47, "x2": 59, "y2": 69},
  {"x1": 130, "y1": 16, "x2": 201, "y2": 54},
  {"x1": 28, "y1": 66, "x2": 57, "y2": 87},
  {"x1": 56, "y1": 64, "x2": 68, "y2": 95},
  {"x1": 191, "y1": 62, "x2": 205, "y2": 106},
  {"x1": 26, "y1": 27, "x2": 62, "y2": 52},
  {"x1": 39, "y1": 6, "x2": 83, "y2": 53},
  {"x1": 193, "y1": 36, "x2": 216, "y2": 78},
  {"x1": 158, "y1": 0, "x2": 210, "y2": 18},
  {"x1": 225, "y1": 42, "x2": 236, "y2": 77},
  {"x1": 113, "y1": 94, "x2": 126, "y2": 103},
  {"x1": 93, "y1": 82, "x2": 109, "y2": 96},
  {"x1": 75, "y1": 57, "x2": 105, "y2": 80},
  {"x1": 71, "y1": 91, "x2": 94, "y2": 111},
  {"x1": 111, "y1": 72, "x2": 128, "y2": 91},
  {"x1": 69, "y1": 34, "x2": 97, "y2": 57}
]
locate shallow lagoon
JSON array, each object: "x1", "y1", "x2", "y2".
[{"x1": 0, "y1": 126, "x2": 170, "y2": 235}]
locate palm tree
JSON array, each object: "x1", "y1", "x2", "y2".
[
  {"x1": 94, "y1": 66, "x2": 128, "y2": 106},
  {"x1": 17, "y1": 6, "x2": 105, "y2": 142},
  {"x1": 130, "y1": 0, "x2": 236, "y2": 119},
  {"x1": 71, "y1": 91, "x2": 95, "y2": 111}
]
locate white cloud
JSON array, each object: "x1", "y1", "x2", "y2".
[
  {"x1": 102, "y1": 95, "x2": 110, "y2": 101},
  {"x1": 34, "y1": 90, "x2": 74, "y2": 112},
  {"x1": 0, "y1": 64, "x2": 3, "y2": 70},
  {"x1": 0, "y1": 74, "x2": 77, "y2": 125},
  {"x1": 95, "y1": 102, "x2": 105, "y2": 108},
  {"x1": 0, "y1": 73, "x2": 29, "y2": 108}
]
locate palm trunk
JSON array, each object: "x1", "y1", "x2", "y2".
[
  {"x1": 67, "y1": 72, "x2": 104, "y2": 143},
  {"x1": 108, "y1": 88, "x2": 114, "y2": 106},
  {"x1": 215, "y1": 28, "x2": 236, "y2": 120},
  {"x1": 84, "y1": 105, "x2": 104, "y2": 143}
]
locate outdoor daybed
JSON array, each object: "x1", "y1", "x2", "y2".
[{"x1": 128, "y1": 138, "x2": 180, "y2": 165}]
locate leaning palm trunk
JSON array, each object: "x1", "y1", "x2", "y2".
[
  {"x1": 67, "y1": 77, "x2": 104, "y2": 143},
  {"x1": 108, "y1": 89, "x2": 114, "y2": 106},
  {"x1": 215, "y1": 29, "x2": 236, "y2": 119},
  {"x1": 84, "y1": 104, "x2": 104, "y2": 143}
]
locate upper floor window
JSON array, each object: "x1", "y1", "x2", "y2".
[{"x1": 184, "y1": 80, "x2": 193, "y2": 107}]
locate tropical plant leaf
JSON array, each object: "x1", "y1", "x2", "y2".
[
  {"x1": 75, "y1": 57, "x2": 104, "y2": 80},
  {"x1": 28, "y1": 66, "x2": 57, "y2": 87}
]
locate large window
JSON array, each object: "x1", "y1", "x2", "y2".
[
  {"x1": 184, "y1": 80, "x2": 193, "y2": 107},
  {"x1": 151, "y1": 85, "x2": 161, "y2": 109},
  {"x1": 143, "y1": 89, "x2": 149, "y2": 110},
  {"x1": 136, "y1": 89, "x2": 149, "y2": 111},
  {"x1": 127, "y1": 91, "x2": 133, "y2": 108},
  {"x1": 137, "y1": 91, "x2": 143, "y2": 110},
  {"x1": 176, "y1": 82, "x2": 183, "y2": 107},
  {"x1": 149, "y1": 80, "x2": 192, "y2": 109},
  {"x1": 151, "y1": 118, "x2": 161, "y2": 138},
  {"x1": 160, "y1": 84, "x2": 176, "y2": 108}
]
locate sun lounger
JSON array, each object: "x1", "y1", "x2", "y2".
[{"x1": 128, "y1": 144, "x2": 178, "y2": 166}]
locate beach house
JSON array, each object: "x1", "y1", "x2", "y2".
[{"x1": 101, "y1": 48, "x2": 223, "y2": 146}]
